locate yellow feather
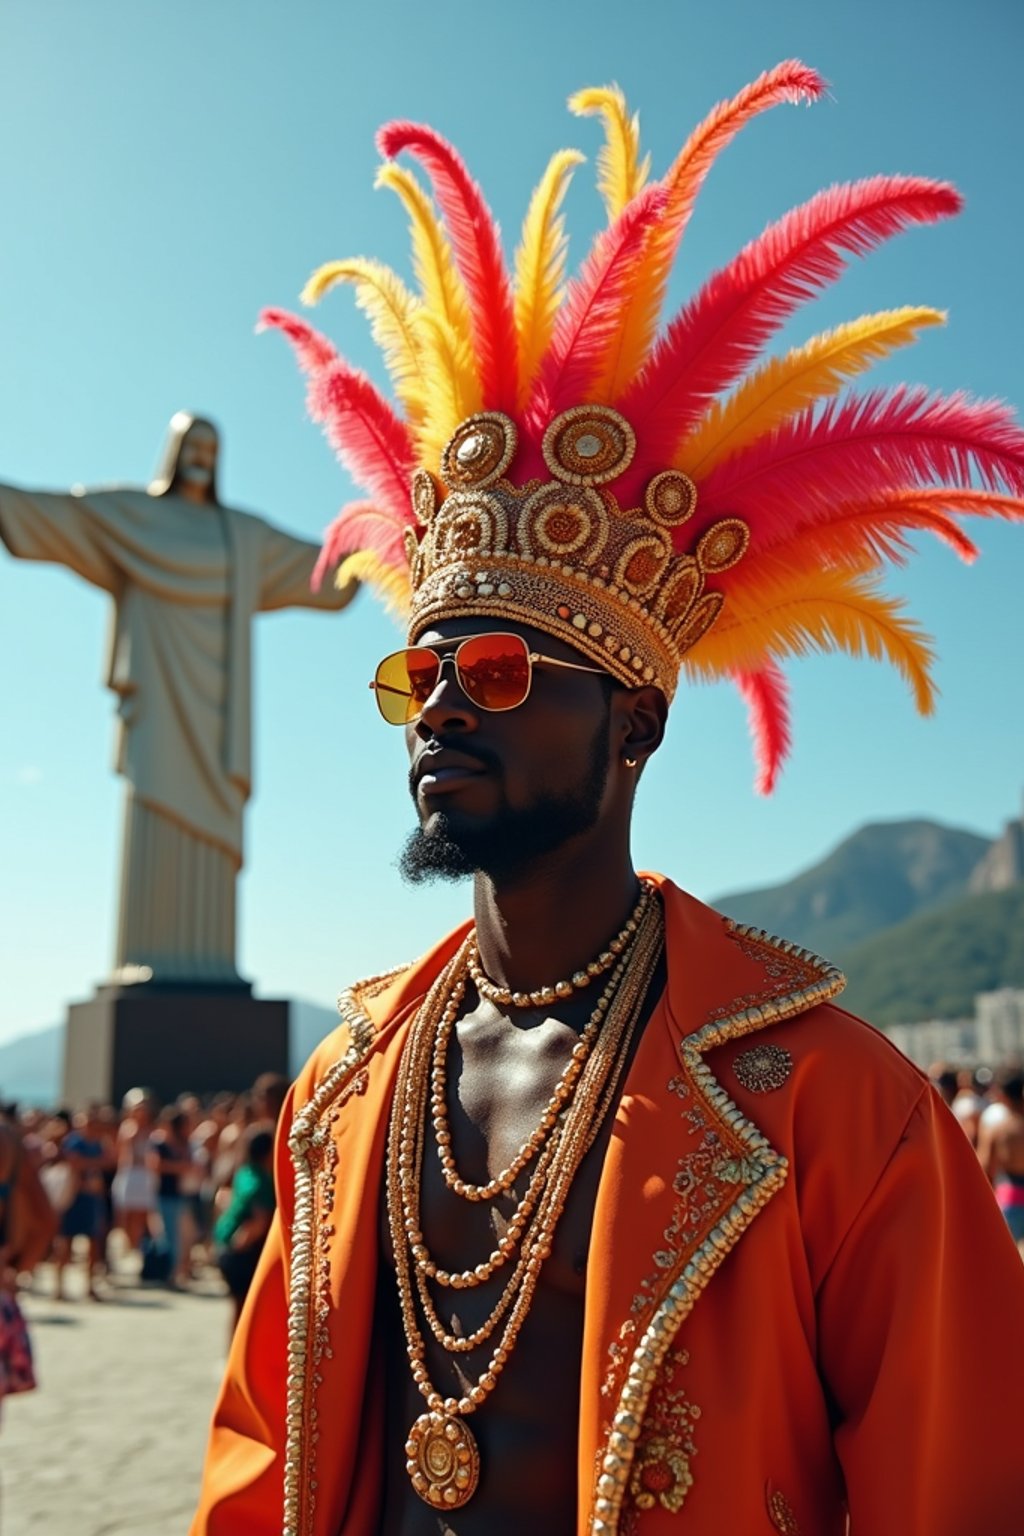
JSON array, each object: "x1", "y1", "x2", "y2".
[
  {"x1": 678, "y1": 307, "x2": 946, "y2": 476},
  {"x1": 513, "y1": 149, "x2": 585, "y2": 407},
  {"x1": 569, "y1": 86, "x2": 650, "y2": 220},
  {"x1": 683, "y1": 563, "x2": 937, "y2": 714},
  {"x1": 375, "y1": 163, "x2": 476, "y2": 374},
  {"x1": 301, "y1": 257, "x2": 428, "y2": 424},
  {"x1": 338, "y1": 548, "x2": 411, "y2": 620},
  {"x1": 412, "y1": 312, "x2": 482, "y2": 470}
]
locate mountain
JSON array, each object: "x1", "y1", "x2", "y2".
[
  {"x1": 0, "y1": 999, "x2": 342, "y2": 1108},
  {"x1": 838, "y1": 884, "x2": 1024, "y2": 1026},
  {"x1": 0, "y1": 1023, "x2": 62, "y2": 1107},
  {"x1": 713, "y1": 820, "x2": 991, "y2": 959}
]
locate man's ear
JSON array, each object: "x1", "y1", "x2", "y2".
[{"x1": 614, "y1": 685, "x2": 668, "y2": 769}]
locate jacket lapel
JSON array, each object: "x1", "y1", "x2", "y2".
[
  {"x1": 579, "y1": 878, "x2": 845, "y2": 1535},
  {"x1": 283, "y1": 929, "x2": 471, "y2": 1536}
]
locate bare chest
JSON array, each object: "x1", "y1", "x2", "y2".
[{"x1": 381, "y1": 1007, "x2": 608, "y2": 1295}]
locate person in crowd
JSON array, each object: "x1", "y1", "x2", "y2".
[
  {"x1": 928, "y1": 1062, "x2": 960, "y2": 1109},
  {"x1": 210, "y1": 1093, "x2": 255, "y2": 1218},
  {"x1": 213, "y1": 1123, "x2": 276, "y2": 1334},
  {"x1": 150, "y1": 1108, "x2": 196, "y2": 1288},
  {"x1": 978, "y1": 1064, "x2": 1024, "y2": 1254},
  {"x1": 951, "y1": 1068, "x2": 986, "y2": 1148},
  {"x1": 252, "y1": 1073, "x2": 289, "y2": 1127},
  {"x1": 111, "y1": 1088, "x2": 158, "y2": 1253},
  {"x1": 52, "y1": 1106, "x2": 109, "y2": 1301},
  {"x1": 0, "y1": 1116, "x2": 56, "y2": 1421},
  {"x1": 35, "y1": 1113, "x2": 80, "y2": 1260},
  {"x1": 180, "y1": 1099, "x2": 216, "y2": 1276}
]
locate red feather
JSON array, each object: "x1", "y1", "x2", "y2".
[
  {"x1": 257, "y1": 307, "x2": 339, "y2": 372},
  {"x1": 262, "y1": 306, "x2": 414, "y2": 520},
  {"x1": 731, "y1": 663, "x2": 792, "y2": 795},
  {"x1": 312, "y1": 500, "x2": 410, "y2": 591},
  {"x1": 378, "y1": 121, "x2": 519, "y2": 414},
  {"x1": 698, "y1": 388, "x2": 1024, "y2": 542},
  {"x1": 307, "y1": 361, "x2": 417, "y2": 525},
  {"x1": 524, "y1": 182, "x2": 668, "y2": 431},
  {"x1": 652, "y1": 60, "x2": 826, "y2": 291},
  {"x1": 616, "y1": 177, "x2": 962, "y2": 500}
]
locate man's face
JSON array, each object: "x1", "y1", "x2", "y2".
[
  {"x1": 177, "y1": 424, "x2": 217, "y2": 492},
  {"x1": 399, "y1": 617, "x2": 616, "y2": 885}
]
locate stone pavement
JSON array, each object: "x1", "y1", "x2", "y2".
[{"x1": 4, "y1": 1258, "x2": 229, "y2": 1536}]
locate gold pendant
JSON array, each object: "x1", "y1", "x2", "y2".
[{"x1": 405, "y1": 1410, "x2": 480, "y2": 1509}]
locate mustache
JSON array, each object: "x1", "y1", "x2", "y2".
[{"x1": 408, "y1": 739, "x2": 501, "y2": 797}]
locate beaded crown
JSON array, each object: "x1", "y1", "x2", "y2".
[{"x1": 263, "y1": 60, "x2": 1024, "y2": 790}]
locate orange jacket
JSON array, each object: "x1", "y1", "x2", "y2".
[{"x1": 193, "y1": 877, "x2": 1024, "y2": 1535}]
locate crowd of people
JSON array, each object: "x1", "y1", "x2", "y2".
[
  {"x1": 1, "y1": 1053, "x2": 1021, "y2": 1441},
  {"x1": 929, "y1": 1059, "x2": 1024, "y2": 1251},
  {"x1": 0, "y1": 1071, "x2": 286, "y2": 1319}
]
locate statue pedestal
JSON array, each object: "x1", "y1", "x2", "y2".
[{"x1": 62, "y1": 984, "x2": 290, "y2": 1107}]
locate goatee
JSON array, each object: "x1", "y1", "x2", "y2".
[{"x1": 399, "y1": 715, "x2": 610, "y2": 886}]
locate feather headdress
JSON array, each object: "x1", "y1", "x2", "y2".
[{"x1": 263, "y1": 63, "x2": 1024, "y2": 791}]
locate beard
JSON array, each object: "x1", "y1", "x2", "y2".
[{"x1": 399, "y1": 711, "x2": 611, "y2": 886}]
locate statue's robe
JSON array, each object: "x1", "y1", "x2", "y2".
[
  {"x1": 191, "y1": 877, "x2": 1024, "y2": 1535},
  {"x1": 0, "y1": 486, "x2": 352, "y2": 978}
]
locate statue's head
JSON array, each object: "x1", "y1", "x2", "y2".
[{"x1": 150, "y1": 411, "x2": 220, "y2": 503}]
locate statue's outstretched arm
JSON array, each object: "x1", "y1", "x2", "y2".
[
  {"x1": 0, "y1": 484, "x2": 118, "y2": 592},
  {"x1": 257, "y1": 520, "x2": 358, "y2": 614}
]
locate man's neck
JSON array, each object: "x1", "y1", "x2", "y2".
[{"x1": 471, "y1": 842, "x2": 641, "y2": 1001}]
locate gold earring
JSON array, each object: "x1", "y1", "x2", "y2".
[{"x1": 624, "y1": 756, "x2": 638, "y2": 768}]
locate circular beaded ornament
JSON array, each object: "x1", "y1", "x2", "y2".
[
  {"x1": 672, "y1": 590, "x2": 724, "y2": 651},
  {"x1": 696, "y1": 517, "x2": 750, "y2": 574},
  {"x1": 411, "y1": 467, "x2": 438, "y2": 525},
  {"x1": 441, "y1": 413, "x2": 518, "y2": 491},
  {"x1": 518, "y1": 482, "x2": 608, "y2": 564},
  {"x1": 405, "y1": 1411, "x2": 481, "y2": 1509},
  {"x1": 542, "y1": 404, "x2": 637, "y2": 486},
  {"x1": 431, "y1": 493, "x2": 509, "y2": 564},
  {"x1": 644, "y1": 470, "x2": 698, "y2": 529},
  {"x1": 658, "y1": 559, "x2": 703, "y2": 628},
  {"x1": 732, "y1": 1043, "x2": 793, "y2": 1094},
  {"x1": 613, "y1": 534, "x2": 671, "y2": 598}
]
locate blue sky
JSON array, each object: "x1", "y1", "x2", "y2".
[{"x1": 1, "y1": 0, "x2": 1022, "y2": 1045}]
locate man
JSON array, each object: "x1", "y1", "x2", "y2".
[
  {"x1": 51, "y1": 1106, "x2": 109, "y2": 1301},
  {"x1": 194, "y1": 65, "x2": 1024, "y2": 1534},
  {"x1": 0, "y1": 413, "x2": 357, "y2": 984}
]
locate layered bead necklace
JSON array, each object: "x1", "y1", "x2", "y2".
[{"x1": 385, "y1": 881, "x2": 664, "y2": 1511}]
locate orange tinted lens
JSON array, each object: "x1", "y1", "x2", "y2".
[
  {"x1": 456, "y1": 634, "x2": 531, "y2": 711},
  {"x1": 374, "y1": 648, "x2": 439, "y2": 725}
]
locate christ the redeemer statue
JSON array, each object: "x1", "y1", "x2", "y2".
[{"x1": 0, "y1": 412, "x2": 356, "y2": 987}]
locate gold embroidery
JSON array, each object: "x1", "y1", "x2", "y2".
[
  {"x1": 767, "y1": 1486, "x2": 801, "y2": 1534},
  {"x1": 620, "y1": 1346, "x2": 700, "y2": 1529},
  {"x1": 588, "y1": 924, "x2": 843, "y2": 1535},
  {"x1": 733, "y1": 1043, "x2": 793, "y2": 1094},
  {"x1": 283, "y1": 988, "x2": 378, "y2": 1536},
  {"x1": 712, "y1": 922, "x2": 845, "y2": 1026}
]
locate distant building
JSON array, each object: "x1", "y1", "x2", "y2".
[
  {"x1": 975, "y1": 988, "x2": 1024, "y2": 1063},
  {"x1": 885, "y1": 1017, "x2": 977, "y2": 1068},
  {"x1": 884, "y1": 987, "x2": 1024, "y2": 1068}
]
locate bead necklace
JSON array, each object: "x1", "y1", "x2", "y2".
[
  {"x1": 467, "y1": 880, "x2": 652, "y2": 1009},
  {"x1": 386, "y1": 898, "x2": 665, "y2": 1512},
  {"x1": 432, "y1": 910, "x2": 647, "y2": 1206},
  {"x1": 408, "y1": 939, "x2": 642, "y2": 1355}
]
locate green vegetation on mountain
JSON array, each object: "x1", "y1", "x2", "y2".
[
  {"x1": 837, "y1": 884, "x2": 1024, "y2": 1025},
  {"x1": 714, "y1": 820, "x2": 990, "y2": 958}
]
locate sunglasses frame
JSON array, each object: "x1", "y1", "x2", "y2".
[{"x1": 369, "y1": 631, "x2": 607, "y2": 725}]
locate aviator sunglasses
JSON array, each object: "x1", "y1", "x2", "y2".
[{"x1": 369, "y1": 632, "x2": 607, "y2": 726}]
